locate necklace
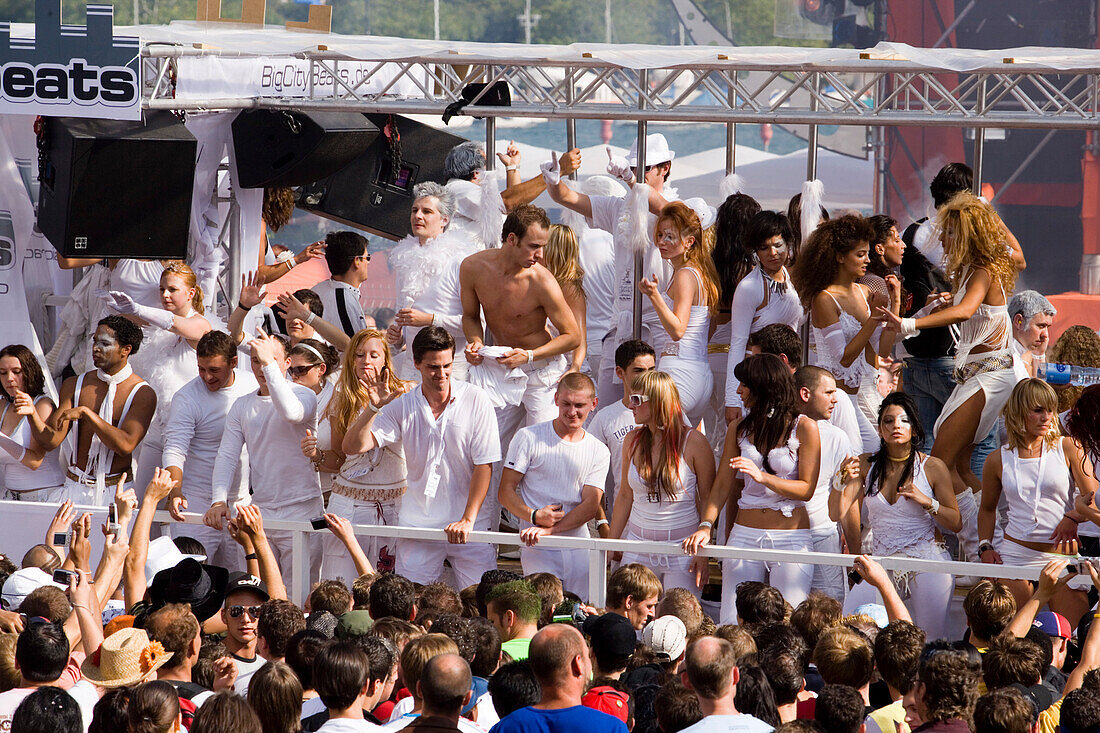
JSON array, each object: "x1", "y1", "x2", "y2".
[{"x1": 887, "y1": 451, "x2": 912, "y2": 463}]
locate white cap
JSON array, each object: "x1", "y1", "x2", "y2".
[
  {"x1": 2, "y1": 568, "x2": 64, "y2": 611},
  {"x1": 642, "y1": 615, "x2": 688, "y2": 662},
  {"x1": 682, "y1": 197, "x2": 717, "y2": 230},
  {"x1": 627, "y1": 133, "x2": 676, "y2": 168},
  {"x1": 145, "y1": 536, "x2": 206, "y2": 589}
]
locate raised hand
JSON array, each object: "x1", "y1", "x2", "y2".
[
  {"x1": 559, "y1": 148, "x2": 581, "y2": 177},
  {"x1": 275, "y1": 291, "x2": 311, "y2": 324},
  {"x1": 729, "y1": 456, "x2": 763, "y2": 484},
  {"x1": 249, "y1": 328, "x2": 280, "y2": 366},
  {"x1": 539, "y1": 151, "x2": 561, "y2": 186},
  {"x1": 239, "y1": 272, "x2": 266, "y2": 309},
  {"x1": 235, "y1": 504, "x2": 265, "y2": 539},
  {"x1": 145, "y1": 468, "x2": 176, "y2": 504},
  {"x1": 301, "y1": 429, "x2": 320, "y2": 460},
  {"x1": 497, "y1": 141, "x2": 521, "y2": 168},
  {"x1": 46, "y1": 501, "x2": 76, "y2": 547},
  {"x1": 203, "y1": 502, "x2": 229, "y2": 531},
  {"x1": 296, "y1": 241, "x2": 326, "y2": 265},
  {"x1": 638, "y1": 275, "x2": 660, "y2": 298},
  {"x1": 605, "y1": 146, "x2": 635, "y2": 184}
]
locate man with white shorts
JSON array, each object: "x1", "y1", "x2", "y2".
[
  {"x1": 162, "y1": 331, "x2": 258, "y2": 568},
  {"x1": 498, "y1": 373, "x2": 610, "y2": 597},
  {"x1": 342, "y1": 326, "x2": 501, "y2": 588}
]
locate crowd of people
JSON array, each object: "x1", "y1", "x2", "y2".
[{"x1": 1, "y1": 135, "x2": 1100, "y2": 733}]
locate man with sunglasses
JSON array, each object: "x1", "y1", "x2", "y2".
[
  {"x1": 220, "y1": 572, "x2": 271, "y2": 695},
  {"x1": 311, "y1": 230, "x2": 372, "y2": 338}
]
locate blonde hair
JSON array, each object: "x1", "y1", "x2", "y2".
[
  {"x1": 1003, "y1": 378, "x2": 1061, "y2": 452},
  {"x1": 629, "y1": 371, "x2": 688, "y2": 502},
  {"x1": 654, "y1": 202, "x2": 722, "y2": 314},
  {"x1": 936, "y1": 192, "x2": 1018, "y2": 297},
  {"x1": 330, "y1": 329, "x2": 411, "y2": 437},
  {"x1": 161, "y1": 261, "x2": 204, "y2": 315},
  {"x1": 400, "y1": 634, "x2": 459, "y2": 700},
  {"x1": 545, "y1": 224, "x2": 585, "y2": 299}
]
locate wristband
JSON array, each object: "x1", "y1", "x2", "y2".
[
  {"x1": 978, "y1": 541, "x2": 996, "y2": 555},
  {"x1": 926, "y1": 498, "x2": 940, "y2": 515},
  {"x1": 505, "y1": 165, "x2": 518, "y2": 171},
  {"x1": 530, "y1": 509, "x2": 538, "y2": 525},
  {"x1": 595, "y1": 519, "x2": 609, "y2": 528},
  {"x1": 900, "y1": 317, "x2": 919, "y2": 338},
  {"x1": 368, "y1": 401, "x2": 382, "y2": 415},
  {"x1": 698, "y1": 521, "x2": 714, "y2": 529},
  {"x1": 244, "y1": 553, "x2": 258, "y2": 561},
  {"x1": 305, "y1": 311, "x2": 317, "y2": 325},
  {"x1": 236, "y1": 302, "x2": 249, "y2": 312},
  {"x1": 430, "y1": 312, "x2": 438, "y2": 327},
  {"x1": 526, "y1": 349, "x2": 535, "y2": 364},
  {"x1": 1067, "y1": 514, "x2": 1082, "y2": 524}
]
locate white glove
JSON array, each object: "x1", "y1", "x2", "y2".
[
  {"x1": 539, "y1": 151, "x2": 561, "y2": 186},
  {"x1": 899, "y1": 317, "x2": 920, "y2": 339},
  {"x1": 96, "y1": 289, "x2": 138, "y2": 315},
  {"x1": 101, "y1": 289, "x2": 176, "y2": 331},
  {"x1": 606, "y1": 146, "x2": 635, "y2": 184}
]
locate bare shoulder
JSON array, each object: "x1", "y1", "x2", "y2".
[{"x1": 922, "y1": 454, "x2": 951, "y2": 477}]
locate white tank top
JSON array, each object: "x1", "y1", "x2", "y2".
[
  {"x1": 736, "y1": 416, "x2": 805, "y2": 517},
  {"x1": 110, "y1": 259, "x2": 165, "y2": 309},
  {"x1": 627, "y1": 456, "x2": 699, "y2": 529},
  {"x1": 658, "y1": 268, "x2": 710, "y2": 362},
  {"x1": 0, "y1": 397, "x2": 66, "y2": 491},
  {"x1": 864, "y1": 455, "x2": 939, "y2": 556},
  {"x1": 1001, "y1": 440, "x2": 1074, "y2": 542}
]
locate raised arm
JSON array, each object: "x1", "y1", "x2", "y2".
[
  {"x1": 852, "y1": 555, "x2": 912, "y2": 623},
  {"x1": 276, "y1": 291, "x2": 351, "y2": 352},
  {"x1": 1007, "y1": 559, "x2": 1071, "y2": 639},
  {"x1": 543, "y1": 177, "x2": 594, "y2": 220},
  {"x1": 501, "y1": 149, "x2": 581, "y2": 210},
  {"x1": 882, "y1": 267, "x2": 991, "y2": 332},
  {"x1": 13, "y1": 392, "x2": 61, "y2": 456},
  {"x1": 233, "y1": 504, "x2": 287, "y2": 601}
]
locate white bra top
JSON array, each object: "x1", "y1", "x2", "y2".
[
  {"x1": 864, "y1": 455, "x2": 938, "y2": 556},
  {"x1": 627, "y1": 456, "x2": 699, "y2": 529},
  {"x1": 736, "y1": 416, "x2": 806, "y2": 517},
  {"x1": 0, "y1": 396, "x2": 66, "y2": 491},
  {"x1": 812, "y1": 289, "x2": 879, "y2": 387},
  {"x1": 1001, "y1": 440, "x2": 1074, "y2": 542}
]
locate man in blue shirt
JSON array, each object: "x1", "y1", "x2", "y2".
[{"x1": 489, "y1": 624, "x2": 628, "y2": 733}]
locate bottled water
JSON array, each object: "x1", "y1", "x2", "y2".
[{"x1": 1040, "y1": 363, "x2": 1100, "y2": 387}]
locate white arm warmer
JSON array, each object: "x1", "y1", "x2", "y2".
[
  {"x1": 262, "y1": 363, "x2": 311, "y2": 424},
  {"x1": 724, "y1": 274, "x2": 765, "y2": 408}
]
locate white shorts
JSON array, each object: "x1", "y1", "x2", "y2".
[
  {"x1": 60, "y1": 477, "x2": 133, "y2": 506},
  {"x1": 998, "y1": 540, "x2": 1092, "y2": 590},
  {"x1": 397, "y1": 538, "x2": 496, "y2": 589}
]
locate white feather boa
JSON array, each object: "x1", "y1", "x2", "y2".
[{"x1": 388, "y1": 229, "x2": 476, "y2": 309}]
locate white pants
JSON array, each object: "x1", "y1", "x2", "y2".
[
  {"x1": 57, "y1": 477, "x2": 132, "y2": 506},
  {"x1": 170, "y1": 522, "x2": 245, "y2": 570},
  {"x1": 998, "y1": 539, "x2": 1091, "y2": 590},
  {"x1": 322, "y1": 492, "x2": 401, "y2": 583},
  {"x1": 396, "y1": 537, "x2": 496, "y2": 589},
  {"x1": 520, "y1": 546, "x2": 589, "y2": 599},
  {"x1": 621, "y1": 524, "x2": 701, "y2": 600},
  {"x1": 704, "y1": 351, "x2": 729, "y2": 456},
  {"x1": 845, "y1": 544, "x2": 955, "y2": 642},
  {"x1": 721, "y1": 524, "x2": 814, "y2": 625},
  {"x1": 259, "y1": 499, "x2": 324, "y2": 593},
  {"x1": 659, "y1": 354, "x2": 713, "y2": 428},
  {"x1": 809, "y1": 525, "x2": 845, "y2": 603},
  {"x1": 954, "y1": 488, "x2": 980, "y2": 563}
]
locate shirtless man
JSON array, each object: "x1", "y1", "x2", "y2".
[{"x1": 46, "y1": 315, "x2": 156, "y2": 505}]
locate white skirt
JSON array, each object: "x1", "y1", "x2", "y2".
[{"x1": 934, "y1": 356, "x2": 1027, "y2": 443}]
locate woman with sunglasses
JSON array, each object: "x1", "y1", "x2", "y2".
[
  {"x1": 317, "y1": 329, "x2": 413, "y2": 579},
  {"x1": 724, "y1": 210, "x2": 803, "y2": 426},
  {"x1": 608, "y1": 371, "x2": 714, "y2": 598},
  {"x1": 290, "y1": 339, "x2": 341, "y2": 496},
  {"x1": 639, "y1": 202, "x2": 722, "y2": 426},
  {"x1": 833, "y1": 392, "x2": 959, "y2": 641},
  {"x1": 684, "y1": 353, "x2": 820, "y2": 624},
  {"x1": 0, "y1": 344, "x2": 65, "y2": 500}
]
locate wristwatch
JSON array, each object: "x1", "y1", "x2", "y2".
[{"x1": 978, "y1": 542, "x2": 996, "y2": 555}]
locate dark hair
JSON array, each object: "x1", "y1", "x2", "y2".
[
  {"x1": 430, "y1": 614, "x2": 476, "y2": 663},
  {"x1": 814, "y1": 684, "x2": 865, "y2": 733},
  {"x1": 790, "y1": 214, "x2": 877, "y2": 311},
  {"x1": 285, "y1": 629, "x2": 328, "y2": 690},
  {"x1": 1023, "y1": 625, "x2": 1054, "y2": 672},
  {"x1": 476, "y1": 570, "x2": 523, "y2": 616},
  {"x1": 324, "y1": 231, "x2": 368, "y2": 276},
  {"x1": 502, "y1": 204, "x2": 551, "y2": 245},
  {"x1": 614, "y1": 339, "x2": 656, "y2": 370},
  {"x1": 314, "y1": 641, "x2": 370, "y2": 711},
  {"x1": 145, "y1": 603, "x2": 200, "y2": 671},
  {"x1": 733, "y1": 354, "x2": 800, "y2": 475},
  {"x1": 190, "y1": 690, "x2": 262, "y2": 733},
  {"x1": 257, "y1": 600, "x2": 305, "y2": 659},
  {"x1": 982, "y1": 635, "x2": 1045, "y2": 689},
  {"x1": 248, "y1": 661, "x2": 302, "y2": 733},
  {"x1": 655, "y1": 678, "x2": 704, "y2": 733},
  {"x1": 866, "y1": 214, "x2": 899, "y2": 277},
  {"x1": 745, "y1": 210, "x2": 794, "y2": 259},
  {"x1": 734, "y1": 664, "x2": 780, "y2": 727},
  {"x1": 874, "y1": 620, "x2": 925, "y2": 695},
  {"x1": 1065, "y1": 385, "x2": 1100, "y2": 470},
  {"x1": 1060, "y1": 686, "x2": 1100, "y2": 733},
  {"x1": 293, "y1": 288, "x2": 324, "y2": 317},
  {"x1": 352, "y1": 634, "x2": 397, "y2": 684},
  {"x1": 97, "y1": 315, "x2": 143, "y2": 355},
  {"x1": 790, "y1": 592, "x2": 842, "y2": 652},
  {"x1": 0, "y1": 345, "x2": 46, "y2": 400},
  {"x1": 18, "y1": 587, "x2": 70, "y2": 624},
  {"x1": 290, "y1": 338, "x2": 339, "y2": 381},
  {"x1": 930, "y1": 162, "x2": 973, "y2": 209},
  {"x1": 758, "y1": 648, "x2": 804, "y2": 706},
  {"x1": 734, "y1": 581, "x2": 785, "y2": 626},
  {"x1": 713, "y1": 193, "x2": 763, "y2": 304},
  {"x1": 964, "y1": 581, "x2": 1017, "y2": 642},
  {"x1": 195, "y1": 330, "x2": 237, "y2": 363},
  {"x1": 88, "y1": 687, "x2": 131, "y2": 733},
  {"x1": 973, "y1": 686, "x2": 1036, "y2": 733},
  {"x1": 11, "y1": 686, "x2": 81, "y2": 733},
  {"x1": 351, "y1": 573, "x2": 376, "y2": 610},
  {"x1": 171, "y1": 536, "x2": 206, "y2": 557},
  {"x1": 418, "y1": 582, "x2": 464, "y2": 617},
  {"x1": 411, "y1": 326, "x2": 455, "y2": 364},
  {"x1": 467, "y1": 616, "x2": 502, "y2": 678},
  {"x1": 309, "y1": 580, "x2": 352, "y2": 619},
  {"x1": 128, "y1": 680, "x2": 179, "y2": 733},
  {"x1": 488, "y1": 660, "x2": 541, "y2": 717},
  {"x1": 866, "y1": 392, "x2": 925, "y2": 498},
  {"x1": 786, "y1": 193, "x2": 829, "y2": 262},
  {"x1": 486, "y1": 580, "x2": 542, "y2": 626},
  {"x1": 15, "y1": 621, "x2": 68, "y2": 682},
  {"x1": 918, "y1": 644, "x2": 981, "y2": 727},
  {"x1": 746, "y1": 323, "x2": 802, "y2": 369},
  {"x1": 369, "y1": 573, "x2": 416, "y2": 621}
]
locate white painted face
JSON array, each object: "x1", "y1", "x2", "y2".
[{"x1": 91, "y1": 326, "x2": 123, "y2": 370}]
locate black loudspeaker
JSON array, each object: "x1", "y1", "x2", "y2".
[
  {"x1": 297, "y1": 114, "x2": 468, "y2": 241},
  {"x1": 38, "y1": 113, "x2": 196, "y2": 259},
  {"x1": 232, "y1": 110, "x2": 379, "y2": 188}
]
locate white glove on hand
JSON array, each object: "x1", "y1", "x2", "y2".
[
  {"x1": 539, "y1": 152, "x2": 561, "y2": 186},
  {"x1": 606, "y1": 146, "x2": 635, "y2": 184},
  {"x1": 900, "y1": 317, "x2": 920, "y2": 339},
  {"x1": 96, "y1": 289, "x2": 138, "y2": 315},
  {"x1": 100, "y1": 289, "x2": 176, "y2": 331}
]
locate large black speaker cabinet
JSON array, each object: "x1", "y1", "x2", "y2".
[
  {"x1": 232, "y1": 110, "x2": 379, "y2": 188},
  {"x1": 38, "y1": 113, "x2": 196, "y2": 260},
  {"x1": 297, "y1": 114, "x2": 467, "y2": 241}
]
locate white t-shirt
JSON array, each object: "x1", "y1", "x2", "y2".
[
  {"x1": 829, "y1": 390, "x2": 866, "y2": 454},
  {"x1": 311, "y1": 279, "x2": 369, "y2": 337},
  {"x1": 231, "y1": 652, "x2": 269, "y2": 695},
  {"x1": 319, "y1": 718, "x2": 386, "y2": 732},
  {"x1": 506, "y1": 421, "x2": 610, "y2": 538},
  {"x1": 0, "y1": 681, "x2": 99, "y2": 731},
  {"x1": 679, "y1": 713, "x2": 774, "y2": 733},
  {"x1": 372, "y1": 381, "x2": 501, "y2": 529},
  {"x1": 576, "y1": 227, "x2": 615, "y2": 354},
  {"x1": 162, "y1": 370, "x2": 259, "y2": 508},
  {"x1": 302, "y1": 695, "x2": 327, "y2": 720},
  {"x1": 809, "y1": 419, "x2": 854, "y2": 530},
  {"x1": 587, "y1": 400, "x2": 637, "y2": 513}
]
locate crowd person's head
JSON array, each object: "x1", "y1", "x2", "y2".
[
  {"x1": 1033, "y1": 611, "x2": 1071, "y2": 670},
  {"x1": 936, "y1": 192, "x2": 1018, "y2": 294},
  {"x1": 0, "y1": 344, "x2": 47, "y2": 401},
  {"x1": 488, "y1": 659, "x2": 541, "y2": 717},
  {"x1": 642, "y1": 615, "x2": 689, "y2": 671},
  {"x1": 1008, "y1": 290, "x2": 1056, "y2": 358},
  {"x1": 410, "y1": 181, "x2": 455, "y2": 241},
  {"x1": 715, "y1": 625, "x2": 757, "y2": 660},
  {"x1": 248, "y1": 661, "x2": 302, "y2": 733},
  {"x1": 368, "y1": 571, "x2": 416, "y2": 622},
  {"x1": 285, "y1": 629, "x2": 327, "y2": 693},
  {"x1": 791, "y1": 214, "x2": 877, "y2": 309},
  {"x1": 973, "y1": 686, "x2": 1038, "y2": 733},
  {"x1": 555, "y1": 372, "x2": 598, "y2": 431},
  {"x1": 18, "y1": 586, "x2": 70, "y2": 623},
  {"x1": 874, "y1": 620, "x2": 926, "y2": 698},
  {"x1": 476, "y1": 569, "x2": 523, "y2": 617},
  {"x1": 734, "y1": 581, "x2": 786, "y2": 627},
  {"x1": 529, "y1": 624, "x2": 592, "y2": 704},
  {"x1": 501, "y1": 204, "x2": 552, "y2": 267},
  {"x1": 814, "y1": 626, "x2": 875, "y2": 693},
  {"x1": 128, "y1": 680, "x2": 180, "y2": 733},
  {"x1": 351, "y1": 573, "x2": 376, "y2": 611},
  {"x1": 793, "y1": 366, "x2": 839, "y2": 423},
  {"x1": 628, "y1": 370, "x2": 689, "y2": 500},
  {"x1": 314, "y1": 641, "x2": 374, "y2": 714},
  {"x1": 746, "y1": 323, "x2": 802, "y2": 371},
  {"x1": 1049, "y1": 327, "x2": 1100, "y2": 412},
  {"x1": 758, "y1": 636, "x2": 806, "y2": 710},
  {"x1": 195, "y1": 331, "x2": 239, "y2": 392},
  {"x1": 159, "y1": 261, "x2": 205, "y2": 316},
  {"x1": 713, "y1": 192, "x2": 763, "y2": 304},
  {"x1": 733, "y1": 664, "x2": 780, "y2": 727},
  {"x1": 614, "y1": 340, "x2": 656, "y2": 401},
  {"x1": 444, "y1": 141, "x2": 486, "y2": 182},
  {"x1": 524, "y1": 573, "x2": 563, "y2": 628},
  {"x1": 220, "y1": 573, "x2": 269, "y2": 652},
  {"x1": 606, "y1": 564, "x2": 662, "y2": 630},
  {"x1": 486, "y1": 580, "x2": 541, "y2": 643},
  {"x1": 583, "y1": 612, "x2": 638, "y2": 678},
  {"x1": 465, "y1": 616, "x2": 501, "y2": 678},
  {"x1": 1060, "y1": 686, "x2": 1100, "y2": 733},
  {"x1": 813, "y1": 684, "x2": 865, "y2": 733},
  {"x1": 789, "y1": 592, "x2": 841, "y2": 653},
  {"x1": 15, "y1": 619, "x2": 68, "y2": 684},
  {"x1": 402, "y1": 634, "x2": 460, "y2": 705},
  {"x1": 982, "y1": 634, "x2": 1045, "y2": 691},
  {"x1": 429, "y1": 615, "x2": 476, "y2": 664},
  {"x1": 1003, "y1": 378, "x2": 1060, "y2": 454},
  {"x1": 744, "y1": 209, "x2": 794, "y2": 279},
  {"x1": 418, "y1": 582, "x2": 464, "y2": 617},
  {"x1": 324, "y1": 230, "x2": 370, "y2": 280},
  {"x1": 256, "y1": 599, "x2": 305, "y2": 661},
  {"x1": 411, "y1": 325, "x2": 455, "y2": 390},
  {"x1": 0, "y1": 633, "x2": 19, "y2": 692},
  {"x1": 903, "y1": 644, "x2": 981, "y2": 730},
  {"x1": 144, "y1": 603, "x2": 201, "y2": 676},
  {"x1": 655, "y1": 677, "x2": 704, "y2": 733},
  {"x1": 419, "y1": 653, "x2": 473, "y2": 721},
  {"x1": 190, "y1": 690, "x2": 261, "y2": 733},
  {"x1": 88, "y1": 687, "x2": 131, "y2": 733},
  {"x1": 682, "y1": 637, "x2": 743, "y2": 713},
  {"x1": 288, "y1": 338, "x2": 339, "y2": 392},
  {"x1": 866, "y1": 213, "x2": 904, "y2": 277},
  {"x1": 653, "y1": 202, "x2": 721, "y2": 309},
  {"x1": 657, "y1": 588, "x2": 706, "y2": 641},
  {"x1": 929, "y1": 162, "x2": 973, "y2": 209},
  {"x1": 308, "y1": 580, "x2": 353, "y2": 618},
  {"x1": 964, "y1": 581, "x2": 1017, "y2": 647},
  {"x1": 11, "y1": 686, "x2": 82, "y2": 733},
  {"x1": 94, "y1": 315, "x2": 143, "y2": 372}
]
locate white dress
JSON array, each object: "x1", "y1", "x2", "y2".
[{"x1": 655, "y1": 267, "x2": 712, "y2": 425}]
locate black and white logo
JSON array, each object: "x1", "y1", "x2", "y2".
[{"x1": 0, "y1": 212, "x2": 14, "y2": 271}]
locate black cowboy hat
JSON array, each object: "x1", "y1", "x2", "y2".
[{"x1": 148, "y1": 558, "x2": 229, "y2": 623}]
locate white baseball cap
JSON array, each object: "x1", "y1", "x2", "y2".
[
  {"x1": 642, "y1": 615, "x2": 688, "y2": 663},
  {"x1": 2, "y1": 568, "x2": 65, "y2": 610}
]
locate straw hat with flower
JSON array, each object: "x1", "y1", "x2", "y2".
[{"x1": 80, "y1": 627, "x2": 174, "y2": 688}]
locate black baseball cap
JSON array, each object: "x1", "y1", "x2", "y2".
[
  {"x1": 583, "y1": 612, "x2": 638, "y2": 661},
  {"x1": 224, "y1": 572, "x2": 269, "y2": 604}
]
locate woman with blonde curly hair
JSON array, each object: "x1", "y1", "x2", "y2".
[
  {"x1": 544, "y1": 225, "x2": 587, "y2": 374},
  {"x1": 978, "y1": 379, "x2": 1096, "y2": 620},
  {"x1": 879, "y1": 192, "x2": 1027, "y2": 564},
  {"x1": 317, "y1": 329, "x2": 413, "y2": 579},
  {"x1": 1048, "y1": 325, "x2": 1100, "y2": 413},
  {"x1": 639, "y1": 202, "x2": 722, "y2": 425},
  {"x1": 609, "y1": 371, "x2": 714, "y2": 598}
]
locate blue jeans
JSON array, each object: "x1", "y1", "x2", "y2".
[{"x1": 902, "y1": 357, "x2": 995, "y2": 477}]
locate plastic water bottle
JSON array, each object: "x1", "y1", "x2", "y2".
[{"x1": 1041, "y1": 363, "x2": 1100, "y2": 386}]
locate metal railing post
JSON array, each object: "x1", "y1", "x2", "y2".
[
  {"x1": 632, "y1": 69, "x2": 649, "y2": 341},
  {"x1": 292, "y1": 530, "x2": 306, "y2": 606}
]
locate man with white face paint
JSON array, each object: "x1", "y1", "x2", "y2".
[
  {"x1": 1008, "y1": 290, "x2": 1056, "y2": 378},
  {"x1": 161, "y1": 330, "x2": 258, "y2": 568},
  {"x1": 208, "y1": 330, "x2": 322, "y2": 589},
  {"x1": 45, "y1": 315, "x2": 156, "y2": 505},
  {"x1": 387, "y1": 182, "x2": 477, "y2": 381}
]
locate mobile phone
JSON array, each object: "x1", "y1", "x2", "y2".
[
  {"x1": 310, "y1": 516, "x2": 328, "y2": 531},
  {"x1": 107, "y1": 504, "x2": 120, "y2": 535},
  {"x1": 1075, "y1": 558, "x2": 1098, "y2": 575},
  {"x1": 52, "y1": 569, "x2": 77, "y2": 585},
  {"x1": 847, "y1": 568, "x2": 863, "y2": 586},
  {"x1": 51, "y1": 532, "x2": 68, "y2": 547}
]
